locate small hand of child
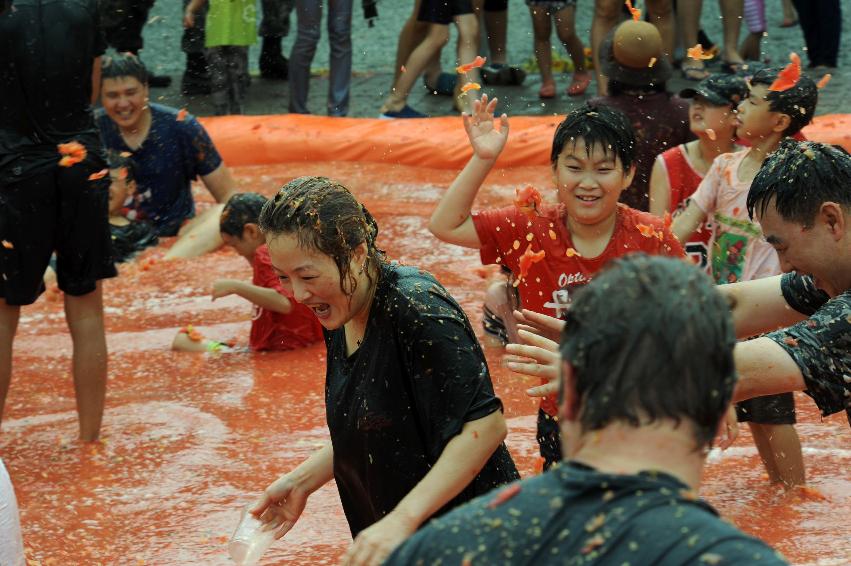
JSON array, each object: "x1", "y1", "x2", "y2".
[
  {"x1": 462, "y1": 93, "x2": 509, "y2": 161},
  {"x1": 211, "y1": 279, "x2": 238, "y2": 300},
  {"x1": 183, "y1": 10, "x2": 195, "y2": 28}
]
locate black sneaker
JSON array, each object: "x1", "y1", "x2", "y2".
[
  {"x1": 260, "y1": 53, "x2": 288, "y2": 80},
  {"x1": 259, "y1": 36, "x2": 289, "y2": 80}
]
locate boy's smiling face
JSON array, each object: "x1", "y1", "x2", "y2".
[
  {"x1": 553, "y1": 138, "x2": 634, "y2": 225},
  {"x1": 735, "y1": 83, "x2": 789, "y2": 142}
]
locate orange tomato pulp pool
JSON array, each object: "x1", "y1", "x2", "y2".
[{"x1": 2, "y1": 160, "x2": 849, "y2": 565}]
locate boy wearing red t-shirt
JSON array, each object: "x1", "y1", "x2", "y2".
[
  {"x1": 430, "y1": 96, "x2": 684, "y2": 468},
  {"x1": 649, "y1": 74, "x2": 746, "y2": 272},
  {"x1": 172, "y1": 193, "x2": 323, "y2": 352}
]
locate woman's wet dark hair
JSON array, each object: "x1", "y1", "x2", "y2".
[
  {"x1": 748, "y1": 139, "x2": 851, "y2": 226},
  {"x1": 258, "y1": 176, "x2": 386, "y2": 297},
  {"x1": 559, "y1": 254, "x2": 736, "y2": 449},
  {"x1": 550, "y1": 103, "x2": 636, "y2": 172},
  {"x1": 750, "y1": 68, "x2": 818, "y2": 136},
  {"x1": 101, "y1": 53, "x2": 149, "y2": 86},
  {"x1": 220, "y1": 193, "x2": 268, "y2": 237}
]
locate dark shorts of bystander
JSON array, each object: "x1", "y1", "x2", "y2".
[
  {"x1": 0, "y1": 156, "x2": 117, "y2": 305},
  {"x1": 736, "y1": 393, "x2": 796, "y2": 425},
  {"x1": 418, "y1": 0, "x2": 474, "y2": 24}
]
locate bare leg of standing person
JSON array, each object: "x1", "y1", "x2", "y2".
[
  {"x1": 380, "y1": 23, "x2": 450, "y2": 116},
  {"x1": 591, "y1": 0, "x2": 621, "y2": 95},
  {"x1": 749, "y1": 423, "x2": 806, "y2": 489},
  {"x1": 719, "y1": 0, "x2": 744, "y2": 70},
  {"x1": 0, "y1": 302, "x2": 20, "y2": 433},
  {"x1": 453, "y1": 12, "x2": 481, "y2": 113},
  {"x1": 554, "y1": 4, "x2": 591, "y2": 96},
  {"x1": 530, "y1": 6, "x2": 556, "y2": 98},
  {"x1": 394, "y1": 0, "x2": 428, "y2": 84},
  {"x1": 65, "y1": 283, "x2": 108, "y2": 442},
  {"x1": 646, "y1": 0, "x2": 675, "y2": 61},
  {"x1": 678, "y1": 0, "x2": 710, "y2": 79}
]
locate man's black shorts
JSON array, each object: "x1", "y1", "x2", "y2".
[
  {"x1": 418, "y1": 0, "x2": 474, "y2": 24},
  {"x1": 736, "y1": 393, "x2": 796, "y2": 425},
  {"x1": 0, "y1": 157, "x2": 117, "y2": 306},
  {"x1": 537, "y1": 408, "x2": 562, "y2": 470}
]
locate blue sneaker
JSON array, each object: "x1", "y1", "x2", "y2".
[{"x1": 379, "y1": 105, "x2": 428, "y2": 119}]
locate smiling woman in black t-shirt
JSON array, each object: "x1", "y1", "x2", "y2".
[{"x1": 248, "y1": 176, "x2": 518, "y2": 565}]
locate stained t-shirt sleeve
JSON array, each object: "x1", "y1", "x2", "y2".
[
  {"x1": 779, "y1": 272, "x2": 830, "y2": 315},
  {"x1": 766, "y1": 279, "x2": 851, "y2": 417},
  {"x1": 690, "y1": 156, "x2": 724, "y2": 215},
  {"x1": 471, "y1": 205, "x2": 523, "y2": 274},
  {"x1": 399, "y1": 287, "x2": 503, "y2": 461},
  {"x1": 178, "y1": 116, "x2": 224, "y2": 178}
]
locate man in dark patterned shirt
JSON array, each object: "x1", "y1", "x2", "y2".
[
  {"x1": 725, "y1": 139, "x2": 851, "y2": 423},
  {"x1": 387, "y1": 256, "x2": 786, "y2": 566}
]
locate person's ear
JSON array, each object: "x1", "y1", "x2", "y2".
[
  {"x1": 352, "y1": 242, "x2": 369, "y2": 272},
  {"x1": 244, "y1": 223, "x2": 262, "y2": 242},
  {"x1": 772, "y1": 112, "x2": 792, "y2": 135},
  {"x1": 819, "y1": 202, "x2": 846, "y2": 241}
]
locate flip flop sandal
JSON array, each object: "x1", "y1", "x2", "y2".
[{"x1": 423, "y1": 72, "x2": 456, "y2": 96}]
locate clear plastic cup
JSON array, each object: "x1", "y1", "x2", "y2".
[{"x1": 228, "y1": 506, "x2": 277, "y2": 565}]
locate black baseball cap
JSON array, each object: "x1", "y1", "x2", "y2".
[{"x1": 679, "y1": 74, "x2": 748, "y2": 107}]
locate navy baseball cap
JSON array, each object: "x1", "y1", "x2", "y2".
[{"x1": 680, "y1": 74, "x2": 748, "y2": 107}]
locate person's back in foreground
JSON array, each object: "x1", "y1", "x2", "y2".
[{"x1": 386, "y1": 255, "x2": 788, "y2": 565}]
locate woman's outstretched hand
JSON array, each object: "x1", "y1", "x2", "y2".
[{"x1": 249, "y1": 474, "x2": 309, "y2": 540}]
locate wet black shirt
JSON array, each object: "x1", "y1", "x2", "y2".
[
  {"x1": 324, "y1": 263, "x2": 519, "y2": 537},
  {"x1": 0, "y1": 0, "x2": 106, "y2": 182},
  {"x1": 767, "y1": 272, "x2": 851, "y2": 418},
  {"x1": 386, "y1": 462, "x2": 788, "y2": 565}
]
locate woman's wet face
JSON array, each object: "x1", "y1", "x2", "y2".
[{"x1": 267, "y1": 233, "x2": 366, "y2": 330}]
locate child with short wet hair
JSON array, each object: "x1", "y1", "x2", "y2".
[
  {"x1": 671, "y1": 59, "x2": 819, "y2": 490},
  {"x1": 107, "y1": 154, "x2": 159, "y2": 264},
  {"x1": 649, "y1": 73, "x2": 747, "y2": 271},
  {"x1": 429, "y1": 96, "x2": 684, "y2": 469},
  {"x1": 172, "y1": 192, "x2": 323, "y2": 352}
]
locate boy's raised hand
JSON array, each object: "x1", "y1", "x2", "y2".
[{"x1": 462, "y1": 94, "x2": 509, "y2": 161}]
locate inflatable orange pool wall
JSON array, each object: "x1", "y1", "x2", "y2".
[{"x1": 201, "y1": 114, "x2": 851, "y2": 170}]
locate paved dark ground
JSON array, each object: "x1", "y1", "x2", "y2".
[{"x1": 137, "y1": 0, "x2": 848, "y2": 117}]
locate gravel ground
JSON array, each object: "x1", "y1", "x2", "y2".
[{"x1": 137, "y1": 0, "x2": 848, "y2": 117}]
